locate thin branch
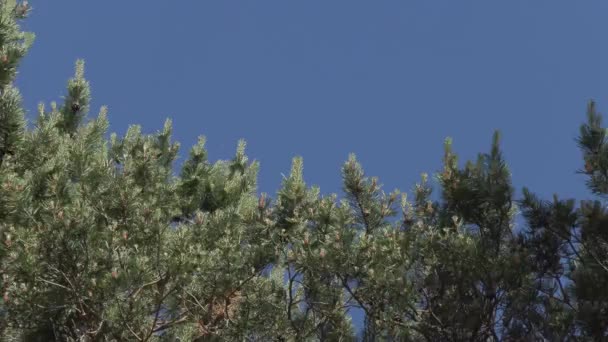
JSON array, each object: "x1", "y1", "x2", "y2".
[{"x1": 37, "y1": 277, "x2": 71, "y2": 291}]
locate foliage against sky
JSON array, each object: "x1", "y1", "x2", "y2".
[{"x1": 1, "y1": 2, "x2": 607, "y2": 341}]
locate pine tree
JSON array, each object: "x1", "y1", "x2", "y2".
[
  {"x1": 0, "y1": 0, "x2": 33, "y2": 337},
  {"x1": 2, "y1": 3, "x2": 608, "y2": 341},
  {"x1": 0, "y1": 0, "x2": 32, "y2": 167},
  {"x1": 515, "y1": 101, "x2": 608, "y2": 340}
]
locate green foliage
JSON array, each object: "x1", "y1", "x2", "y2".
[
  {"x1": 0, "y1": 0, "x2": 31, "y2": 168},
  {"x1": 1, "y1": 4, "x2": 607, "y2": 341}
]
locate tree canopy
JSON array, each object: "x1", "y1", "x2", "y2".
[{"x1": 0, "y1": 2, "x2": 607, "y2": 341}]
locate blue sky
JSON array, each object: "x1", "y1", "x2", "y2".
[
  {"x1": 15, "y1": 1, "x2": 608, "y2": 336},
  {"x1": 18, "y1": 1, "x2": 608, "y2": 203}
]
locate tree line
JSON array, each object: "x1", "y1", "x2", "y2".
[{"x1": 0, "y1": 2, "x2": 607, "y2": 341}]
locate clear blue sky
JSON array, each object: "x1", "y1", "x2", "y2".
[
  {"x1": 18, "y1": 1, "x2": 608, "y2": 202},
  {"x1": 16, "y1": 1, "x2": 608, "y2": 335}
]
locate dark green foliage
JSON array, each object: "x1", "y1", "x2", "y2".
[{"x1": 511, "y1": 102, "x2": 608, "y2": 340}]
